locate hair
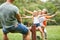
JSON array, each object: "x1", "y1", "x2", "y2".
[
  {"x1": 44, "y1": 11, "x2": 47, "y2": 14},
  {"x1": 33, "y1": 10, "x2": 37, "y2": 12},
  {"x1": 42, "y1": 8, "x2": 48, "y2": 14},
  {"x1": 38, "y1": 10, "x2": 41, "y2": 12}
]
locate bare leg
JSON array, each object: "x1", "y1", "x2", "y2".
[
  {"x1": 23, "y1": 30, "x2": 30, "y2": 40},
  {"x1": 38, "y1": 27, "x2": 45, "y2": 40},
  {"x1": 28, "y1": 27, "x2": 32, "y2": 31},
  {"x1": 44, "y1": 28, "x2": 47, "y2": 40},
  {"x1": 3, "y1": 33, "x2": 9, "y2": 40}
]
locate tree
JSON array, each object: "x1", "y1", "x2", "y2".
[{"x1": 0, "y1": 0, "x2": 5, "y2": 4}]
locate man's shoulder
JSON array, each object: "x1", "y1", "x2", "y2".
[
  {"x1": 0, "y1": 2, "x2": 18, "y2": 9},
  {"x1": 10, "y1": 4, "x2": 19, "y2": 11},
  {"x1": 13, "y1": 5, "x2": 18, "y2": 9},
  {"x1": 0, "y1": 3, "x2": 6, "y2": 7}
]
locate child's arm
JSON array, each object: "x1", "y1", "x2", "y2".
[
  {"x1": 46, "y1": 13, "x2": 57, "y2": 19},
  {"x1": 24, "y1": 8, "x2": 33, "y2": 15}
]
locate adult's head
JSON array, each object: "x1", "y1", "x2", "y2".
[{"x1": 6, "y1": 0, "x2": 14, "y2": 3}]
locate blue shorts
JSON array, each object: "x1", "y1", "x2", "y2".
[
  {"x1": 3, "y1": 23, "x2": 29, "y2": 35},
  {"x1": 33, "y1": 23, "x2": 40, "y2": 27}
]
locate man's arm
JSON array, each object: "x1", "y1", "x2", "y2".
[
  {"x1": 24, "y1": 8, "x2": 33, "y2": 15},
  {"x1": 15, "y1": 13, "x2": 22, "y2": 23}
]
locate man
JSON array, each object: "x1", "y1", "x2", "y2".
[{"x1": 0, "y1": 0, "x2": 30, "y2": 40}]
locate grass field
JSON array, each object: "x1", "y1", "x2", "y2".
[{"x1": 0, "y1": 25, "x2": 60, "y2": 40}]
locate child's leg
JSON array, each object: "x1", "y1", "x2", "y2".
[{"x1": 44, "y1": 28, "x2": 47, "y2": 39}]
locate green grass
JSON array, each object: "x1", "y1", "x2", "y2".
[
  {"x1": 0, "y1": 25, "x2": 60, "y2": 40},
  {"x1": 47, "y1": 25, "x2": 60, "y2": 40}
]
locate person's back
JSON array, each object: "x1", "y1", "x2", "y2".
[
  {"x1": 0, "y1": 2, "x2": 18, "y2": 28},
  {"x1": 0, "y1": 0, "x2": 30, "y2": 40}
]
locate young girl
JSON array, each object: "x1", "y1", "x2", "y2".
[{"x1": 39, "y1": 9, "x2": 57, "y2": 40}]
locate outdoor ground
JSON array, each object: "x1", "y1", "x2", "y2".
[{"x1": 0, "y1": 25, "x2": 60, "y2": 40}]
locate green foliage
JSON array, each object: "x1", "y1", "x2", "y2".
[
  {"x1": 13, "y1": 0, "x2": 57, "y2": 14},
  {"x1": 54, "y1": 11, "x2": 60, "y2": 24},
  {"x1": 0, "y1": 0, "x2": 60, "y2": 25}
]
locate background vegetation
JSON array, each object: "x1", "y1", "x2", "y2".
[
  {"x1": 0, "y1": 0, "x2": 60, "y2": 27},
  {"x1": 0, "y1": 25, "x2": 60, "y2": 40},
  {"x1": 0, "y1": 0, "x2": 60, "y2": 40}
]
